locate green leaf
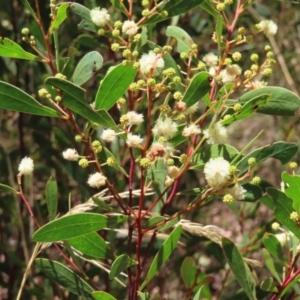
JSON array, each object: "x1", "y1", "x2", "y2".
[
  {"x1": 282, "y1": 172, "x2": 300, "y2": 212},
  {"x1": 146, "y1": 159, "x2": 168, "y2": 195},
  {"x1": 181, "y1": 72, "x2": 212, "y2": 108},
  {"x1": 0, "y1": 81, "x2": 62, "y2": 117},
  {"x1": 142, "y1": 0, "x2": 206, "y2": 25},
  {"x1": 32, "y1": 213, "x2": 128, "y2": 242},
  {"x1": 239, "y1": 87, "x2": 300, "y2": 116},
  {"x1": 92, "y1": 291, "x2": 117, "y2": 300},
  {"x1": 109, "y1": 254, "x2": 138, "y2": 280},
  {"x1": 0, "y1": 183, "x2": 16, "y2": 193},
  {"x1": 236, "y1": 142, "x2": 298, "y2": 176},
  {"x1": 144, "y1": 216, "x2": 166, "y2": 229},
  {"x1": 21, "y1": 0, "x2": 38, "y2": 22},
  {"x1": 70, "y1": 3, "x2": 98, "y2": 33},
  {"x1": 262, "y1": 249, "x2": 281, "y2": 282},
  {"x1": 49, "y1": 3, "x2": 69, "y2": 33},
  {"x1": 221, "y1": 94, "x2": 270, "y2": 126},
  {"x1": 92, "y1": 197, "x2": 113, "y2": 212},
  {"x1": 140, "y1": 225, "x2": 182, "y2": 290},
  {"x1": 0, "y1": 37, "x2": 41, "y2": 61},
  {"x1": 180, "y1": 256, "x2": 197, "y2": 288},
  {"x1": 46, "y1": 176, "x2": 58, "y2": 221},
  {"x1": 260, "y1": 277, "x2": 278, "y2": 292},
  {"x1": 70, "y1": 3, "x2": 91, "y2": 21},
  {"x1": 166, "y1": 26, "x2": 194, "y2": 52},
  {"x1": 263, "y1": 233, "x2": 283, "y2": 260},
  {"x1": 138, "y1": 291, "x2": 151, "y2": 300},
  {"x1": 45, "y1": 77, "x2": 118, "y2": 129},
  {"x1": 73, "y1": 51, "x2": 103, "y2": 86},
  {"x1": 260, "y1": 195, "x2": 275, "y2": 210},
  {"x1": 192, "y1": 144, "x2": 240, "y2": 169},
  {"x1": 35, "y1": 258, "x2": 94, "y2": 299},
  {"x1": 200, "y1": 1, "x2": 219, "y2": 17},
  {"x1": 267, "y1": 187, "x2": 300, "y2": 239},
  {"x1": 67, "y1": 232, "x2": 112, "y2": 259},
  {"x1": 242, "y1": 183, "x2": 263, "y2": 202},
  {"x1": 109, "y1": 0, "x2": 127, "y2": 14},
  {"x1": 222, "y1": 237, "x2": 256, "y2": 300},
  {"x1": 193, "y1": 286, "x2": 204, "y2": 300},
  {"x1": 95, "y1": 63, "x2": 137, "y2": 110}
]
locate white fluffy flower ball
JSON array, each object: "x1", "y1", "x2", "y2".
[
  {"x1": 226, "y1": 64, "x2": 242, "y2": 76},
  {"x1": 126, "y1": 133, "x2": 143, "y2": 147},
  {"x1": 152, "y1": 117, "x2": 178, "y2": 139},
  {"x1": 101, "y1": 129, "x2": 117, "y2": 143},
  {"x1": 203, "y1": 122, "x2": 227, "y2": 144},
  {"x1": 182, "y1": 124, "x2": 201, "y2": 137},
  {"x1": 226, "y1": 184, "x2": 246, "y2": 200},
  {"x1": 62, "y1": 148, "x2": 79, "y2": 161},
  {"x1": 122, "y1": 20, "x2": 139, "y2": 35},
  {"x1": 204, "y1": 157, "x2": 231, "y2": 190},
  {"x1": 203, "y1": 53, "x2": 219, "y2": 67},
  {"x1": 126, "y1": 111, "x2": 144, "y2": 126},
  {"x1": 90, "y1": 7, "x2": 110, "y2": 27},
  {"x1": 139, "y1": 51, "x2": 165, "y2": 76},
  {"x1": 87, "y1": 172, "x2": 107, "y2": 188},
  {"x1": 258, "y1": 20, "x2": 278, "y2": 36},
  {"x1": 18, "y1": 157, "x2": 34, "y2": 175}
]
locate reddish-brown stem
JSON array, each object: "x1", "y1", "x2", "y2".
[
  {"x1": 18, "y1": 188, "x2": 40, "y2": 228},
  {"x1": 270, "y1": 254, "x2": 300, "y2": 300},
  {"x1": 34, "y1": 0, "x2": 56, "y2": 74}
]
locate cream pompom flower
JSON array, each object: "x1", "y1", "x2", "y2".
[
  {"x1": 258, "y1": 20, "x2": 278, "y2": 36},
  {"x1": 90, "y1": 7, "x2": 110, "y2": 27},
  {"x1": 126, "y1": 133, "x2": 143, "y2": 147},
  {"x1": 62, "y1": 148, "x2": 79, "y2": 161},
  {"x1": 126, "y1": 111, "x2": 144, "y2": 126},
  {"x1": 182, "y1": 124, "x2": 201, "y2": 137},
  {"x1": 152, "y1": 117, "x2": 178, "y2": 139},
  {"x1": 225, "y1": 184, "x2": 246, "y2": 200},
  {"x1": 203, "y1": 53, "x2": 219, "y2": 67},
  {"x1": 87, "y1": 172, "x2": 107, "y2": 188},
  {"x1": 204, "y1": 157, "x2": 231, "y2": 190},
  {"x1": 122, "y1": 20, "x2": 139, "y2": 35},
  {"x1": 101, "y1": 129, "x2": 117, "y2": 143},
  {"x1": 139, "y1": 51, "x2": 165, "y2": 76},
  {"x1": 203, "y1": 122, "x2": 227, "y2": 144},
  {"x1": 18, "y1": 157, "x2": 34, "y2": 175}
]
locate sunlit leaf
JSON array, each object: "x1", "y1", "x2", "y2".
[
  {"x1": 0, "y1": 37, "x2": 41, "y2": 60},
  {"x1": 282, "y1": 172, "x2": 300, "y2": 212},
  {"x1": 49, "y1": 3, "x2": 69, "y2": 33},
  {"x1": 92, "y1": 291, "x2": 117, "y2": 300},
  {"x1": 267, "y1": 188, "x2": 300, "y2": 239}
]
